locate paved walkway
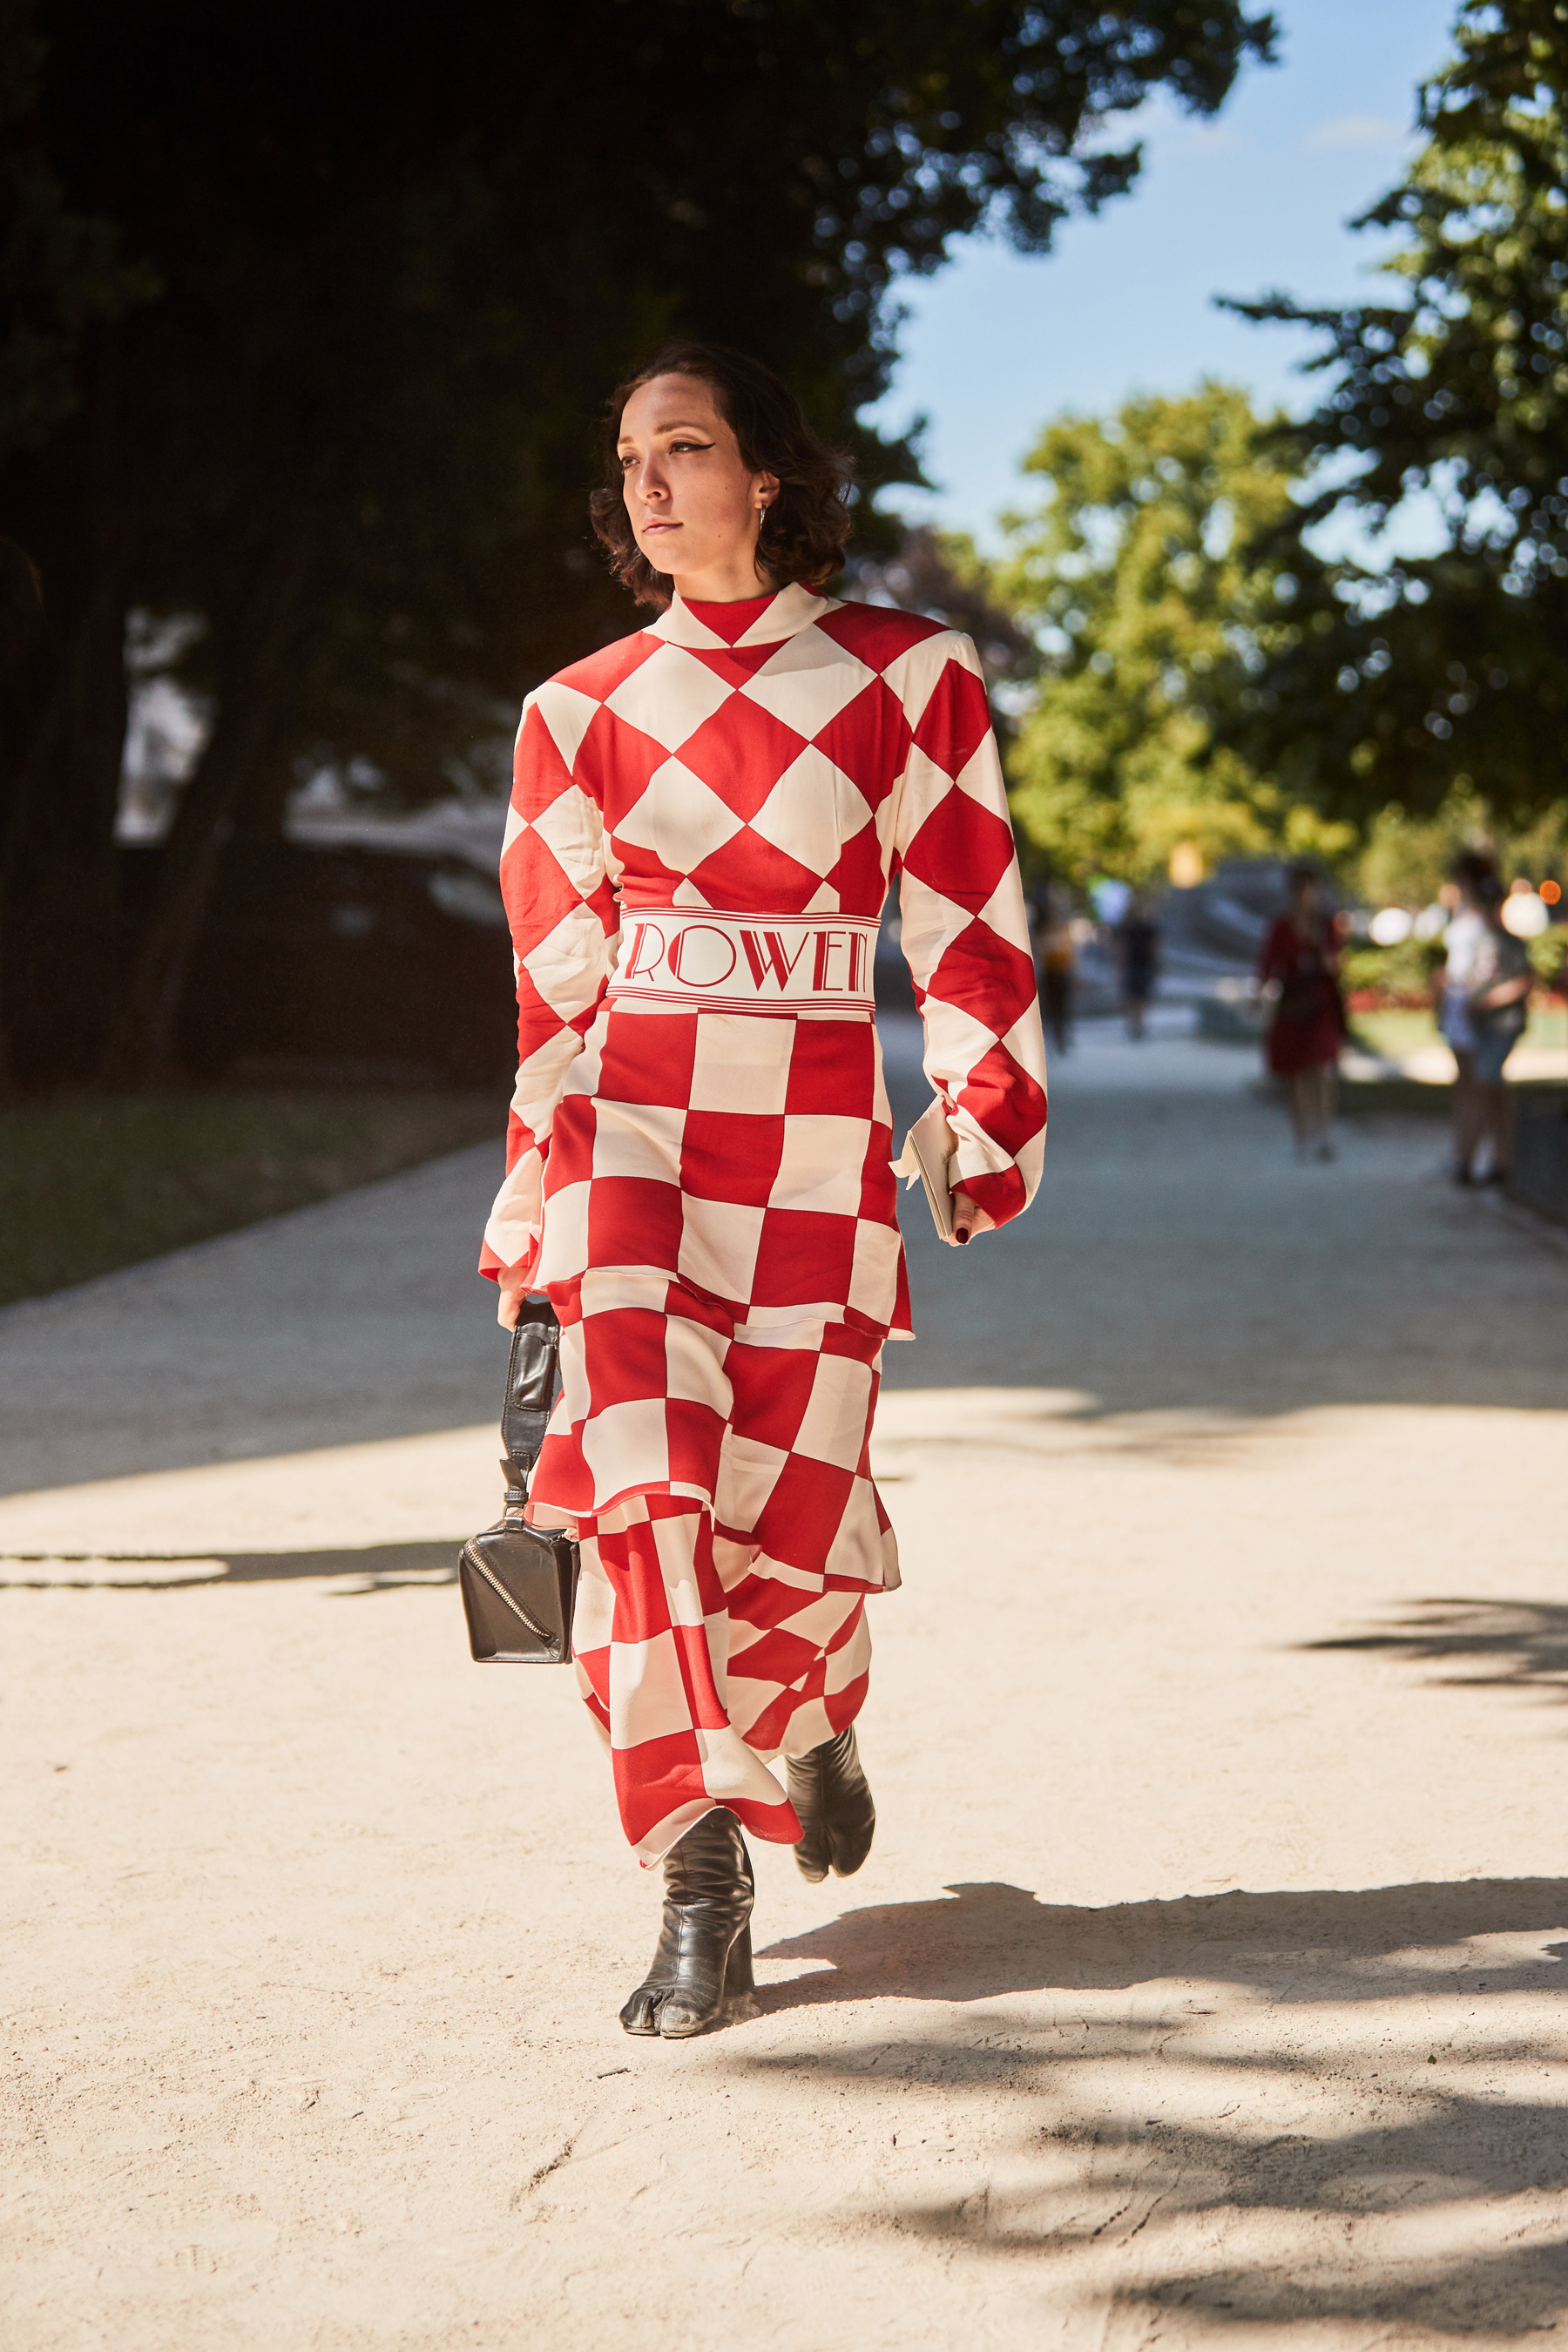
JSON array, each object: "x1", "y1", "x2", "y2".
[{"x1": 4, "y1": 1021, "x2": 1567, "y2": 2349}]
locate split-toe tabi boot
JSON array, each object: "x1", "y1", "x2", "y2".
[
  {"x1": 787, "y1": 1725, "x2": 875, "y2": 1883},
  {"x1": 619, "y1": 1807, "x2": 760, "y2": 2039}
]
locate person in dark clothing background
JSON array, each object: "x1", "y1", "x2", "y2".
[
  {"x1": 1117, "y1": 893, "x2": 1159, "y2": 1040},
  {"x1": 1032, "y1": 880, "x2": 1075, "y2": 1055}
]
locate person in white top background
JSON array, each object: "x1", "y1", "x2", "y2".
[{"x1": 1440, "y1": 851, "x2": 1533, "y2": 1186}]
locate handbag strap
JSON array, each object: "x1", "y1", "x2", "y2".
[{"x1": 501, "y1": 1295, "x2": 561, "y2": 1488}]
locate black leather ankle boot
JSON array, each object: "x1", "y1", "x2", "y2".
[
  {"x1": 787, "y1": 1725, "x2": 875, "y2": 1883},
  {"x1": 619, "y1": 1808, "x2": 760, "y2": 2039}
]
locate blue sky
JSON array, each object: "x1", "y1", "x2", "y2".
[{"x1": 868, "y1": 0, "x2": 1462, "y2": 543}]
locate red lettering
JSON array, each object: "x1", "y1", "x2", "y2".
[
  {"x1": 739, "y1": 928, "x2": 811, "y2": 990},
  {"x1": 666, "y1": 924, "x2": 736, "y2": 986},
  {"x1": 812, "y1": 928, "x2": 850, "y2": 990},
  {"x1": 623, "y1": 922, "x2": 666, "y2": 981}
]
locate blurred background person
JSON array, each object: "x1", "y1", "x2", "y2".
[
  {"x1": 1033, "y1": 878, "x2": 1076, "y2": 1055},
  {"x1": 1440, "y1": 851, "x2": 1532, "y2": 1186},
  {"x1": 1259, "y1": 863, "x2": 1345, "y2": 1161},
  {"x1": 1116, "y1": 889, "x2": 1160, "y2": 1040}
]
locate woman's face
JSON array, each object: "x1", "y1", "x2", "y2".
[{"x1": 618, "y1": 373, "x2": 778, "y2": 598}]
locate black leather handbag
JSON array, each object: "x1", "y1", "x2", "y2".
[{"x1": 458, "y1": 1296, "x2": 580, "y2": 1664}]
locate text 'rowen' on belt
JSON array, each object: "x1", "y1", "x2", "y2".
[{"x1": 605, "y1": 909, "x2": 880, "y2": 1016}]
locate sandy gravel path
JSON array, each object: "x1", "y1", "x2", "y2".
[{"x1": 4, "y1": 1017, "x2": 1567, "y2": 2350}]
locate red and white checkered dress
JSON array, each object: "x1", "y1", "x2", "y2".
[{"x1": 481, "y1": 584, "x2": 1046, "y2": 1862}]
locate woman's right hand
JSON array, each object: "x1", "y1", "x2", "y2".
[{"x1": 950, "y1": 1187, "x2": 996, "y2": 1247}]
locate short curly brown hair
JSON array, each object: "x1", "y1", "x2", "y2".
[{"x1": 588, "y1": 341, "x2": 854, "y2": 608}]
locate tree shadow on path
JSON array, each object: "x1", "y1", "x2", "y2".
[
  {"x1": 747, "y1": 1876, "x2": 1568, "y2": 2337},
  {"x1": 0, "y1": 1538, "x2": 458, "y2": 1592},
  {"x1": 755, "y1": 1876, "x2": 1568, "y2": 2012},
  {"x1": 1306, "y1": 1597, "x2": 1568, "y2": 1709}
]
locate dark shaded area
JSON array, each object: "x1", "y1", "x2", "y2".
[
  {"x1": 121, "y1": 840, "x2": 518, "y2": 1088},
  {"x1": 0, "y1": 1086, "x2": 503, "y2": 1308},
  {"x1": 1, "y1": 0, "x2": 1274, "y2": 1088},
  {"x1": 0, "y1": 1539, "x2": 458, "y2": 1592},
  {"x1": 1336, "y1": 1077, "x2": 1453, "y2": 1119},
  {"x1": 1512, "y1": 1087, "x2": 1568, "y2": 1227},
  {"x1": 1307, "y1": 1598, "x2": 1568, "y2": 1707}
]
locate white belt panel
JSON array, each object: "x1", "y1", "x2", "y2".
[{"x1": 605, "y1": 909, "x2": 879, "y2": 1015}]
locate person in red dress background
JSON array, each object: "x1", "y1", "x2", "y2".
[{"x1": 1259, "y1": 864, "x2": 1345, "y2": 1160}]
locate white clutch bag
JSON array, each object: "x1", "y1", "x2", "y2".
[{"x1": 892, "y1": 1098, "x2": 958, "y2": 1240}]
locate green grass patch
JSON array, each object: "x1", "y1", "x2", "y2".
[
  {"x1": 1348, "y1": 1008, "x2": 1443, "y2": 1059},
  {"x1": 0, "y1": 1089, "x2": 505, "y2": 1309},
  {"x1": 1348, "y1": 1003, "x2": 1568, "y2": 1063}
]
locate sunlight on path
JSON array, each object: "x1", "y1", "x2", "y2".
[{"x1": 4, "y1": 1046, "x2": 1567, "y2": 2349}]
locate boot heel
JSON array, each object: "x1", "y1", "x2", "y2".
[
  {"x1": 620, "y1": 1809, "x2": 758, "y2": 2038},
  {"x1": 725, "y1": 1921, "x2": 760, "y2": 2019}
]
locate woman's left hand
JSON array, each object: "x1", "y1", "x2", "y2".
[
  {"x1": 950, "y1": 1187, "x2": 996, "y2": 1247},
  {"x1": 496, "y1": 1264, "x2": 529, "y2": 1328}
]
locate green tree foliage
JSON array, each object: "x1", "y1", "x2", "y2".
[
  {"x1": 1224, "y1": 0, "x2": 1568, "y2": 820},
  {"x1": 993, "y1": 381, "x2": 1353, "y2": 883},
  {"x1": 0, "y1": 0, "x2": 1274, "y2": 1085},
  {"x1": 1358, "y1": 786, "x2": 1566, "y2": 909}
]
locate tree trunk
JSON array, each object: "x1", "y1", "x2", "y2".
[
  {"x1": 0, "y1": 374, "x2": 133, "y2": 1095},
  {"x1": 103, "y1": 527, "x2": 311, "y2": 1086}
]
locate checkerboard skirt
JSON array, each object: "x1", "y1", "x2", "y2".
[{"x1": 531, "y1": 1269, "x2": 891, "y2": 1865}]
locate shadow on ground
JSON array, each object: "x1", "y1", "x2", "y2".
[
  {"x1": 747, "y1": 1876, "x2": 1568, "y2": 2335},
  {"x1": 1306, "y1": 1598, "x2": 1568, "y2": 1707},
  {"x1": 0, "y1": 1539, "x2": 458, "y2": 1592},
  {"x1": 754, "y1": 1876, "x2": 1568, "y2": 2011}
]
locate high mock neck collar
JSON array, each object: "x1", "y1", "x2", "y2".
[
  {"x1": 649, "y1": 582, "x2": 834, "y2": 651},
  {"x1": 678, "y1": 590, "x2": 779, "y2": 644}
]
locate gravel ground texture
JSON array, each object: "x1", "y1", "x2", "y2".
[{"x1": 4, "y1": 1011, "x2": 1567, "y2": 2351}]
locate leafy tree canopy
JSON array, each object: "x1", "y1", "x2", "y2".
[
  {"x1": 1223, "y1": 0, "x2": 1568, "y2": 818},
  {"x1": 990, "y1": 381, "x2": 1353, "y2": 884}
]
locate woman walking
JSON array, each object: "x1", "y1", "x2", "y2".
[
  {"x1": 1440, "y1": 850, "x2": 1531, "y2": 1184},
  {"x1": 1259, "y1": 863, "x2": 1345, "y2": 1159},
  {"x1": 479, "y1": 343, "x2": 1046, "y2": 2037}
]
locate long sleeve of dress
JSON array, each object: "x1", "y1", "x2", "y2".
[
  {"x1": 479, "y1": 683, "x2": 620, "y2": 1285},
  {"x1": 890, "y1": 631, "x2": 1048, "y2": 1227}
]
